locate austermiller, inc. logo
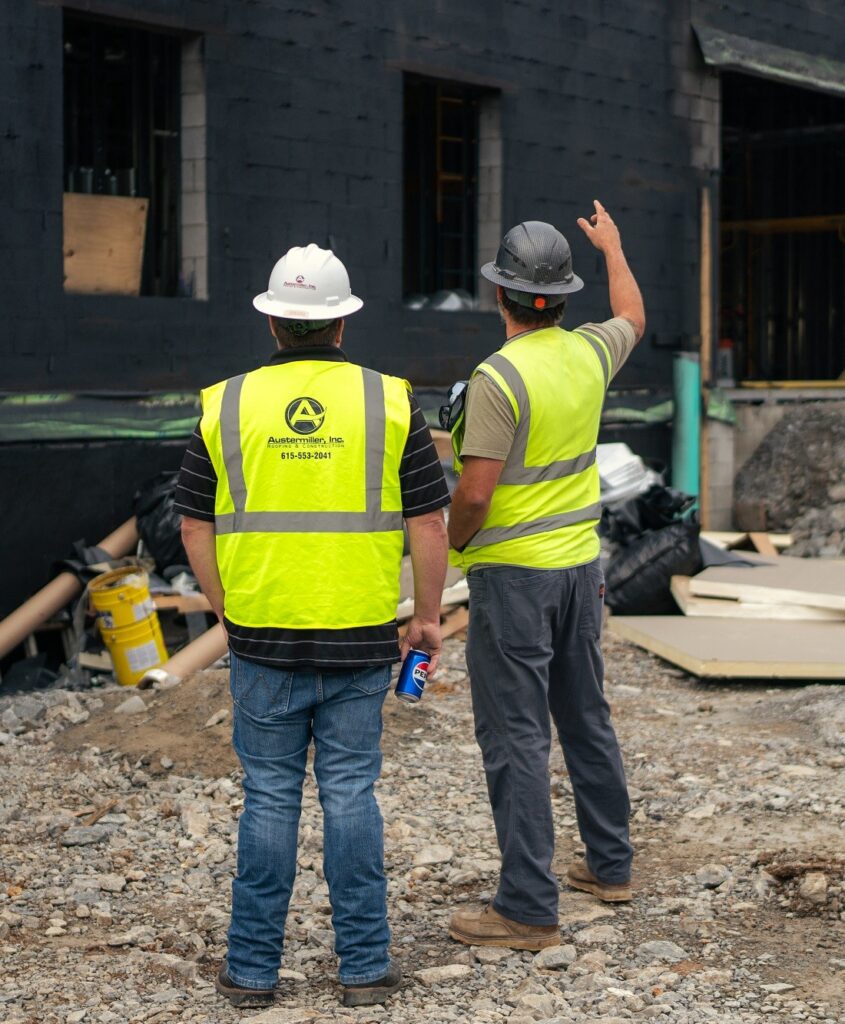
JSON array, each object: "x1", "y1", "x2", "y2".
[
  {"x1": 283, "y1": 274, "x2": 317, "y2": 291},
  {"x1": 285, "y1": 396, "x2": 325, "y2": 435}
]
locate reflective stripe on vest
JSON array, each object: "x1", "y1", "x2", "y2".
[
  {"x1": 451, "y1": 326, "x2": 608, "y2": 570},
  {"x1": 215, "y1": 367, "x2": 402, "y2": 535},
  {"x1": 481, "y1": 352, "x2": 598, "y2": 486}
]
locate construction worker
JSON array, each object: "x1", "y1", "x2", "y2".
[
  {"x1": 446, "y1": 204, "x2": 644, "y2": 950},
  {"x1": 176, "y1": 244, "x2": 450, "y2": 1007}
]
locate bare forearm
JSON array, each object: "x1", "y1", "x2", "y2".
[
  {"x1": 406, "y1": 511, "x2": 448, "y2": 621},
  {"x1": 180, "y1": 518, "x2": 226, "y2": 623},
  {"x1": 605, "y1": 245, "x2": 645, "y2": 337},
  {"x1": 448, "y1": 485, "x2": 491, "y2": 552}
]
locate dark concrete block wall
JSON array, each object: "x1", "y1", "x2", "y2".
[
  {"x1": 1, "y1": 0, "x2": 844, "y2": 624},
  {"x1": 3, "y1": 0, "x2": 843, "y2": 395}
]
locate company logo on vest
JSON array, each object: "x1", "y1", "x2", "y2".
[{"x1": 285, "y1": 396, "x2": 326, "y2": 435}]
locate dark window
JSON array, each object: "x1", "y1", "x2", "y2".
[
  {"x1": 720, "y1": 72, "x2": 845, "y2": 380},
  {"x1": 63, "y1": 12, "x2": 182, "y2": 296},
  {"x1": 403, "y1": 76, "x2": 483, "y2": 306}
]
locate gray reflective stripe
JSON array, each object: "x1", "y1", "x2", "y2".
[
  {"x1": 215, "y1": 509, "x2": 403, "y2": 534},
  {"x1": 480, "y1": 352, "x2": 596, "y2": 486},
  {"x1": 216, "y1": 366, "x2": 400, "y2": 535},
  {"x1": 467, "y1": 501, "x2": 603, "y2": 548},
  {"x1": 220, "y1": 374, "x2": 248, "y2": 525},
  {"x1": 575, "y1": 329, "x2": 610, "y2": 388}
]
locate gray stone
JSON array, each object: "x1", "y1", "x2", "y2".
[
  {"x1": 695, "y1": 863, "x2": 730, "y2": 889},
  {"x1": 534, "y1": 944, "x2": 577, "y2": 969},
  {"x1": 11, "y1": 695, "x2": 46, "y2": 727},
  {"x1": 60, "y1": 825, "x2": 112, "y2": 847},
  {"x1": 636, "y1": 940, "x2": 689, "y2": 961},
  {"x1": 413, "y1": 844, "x2": 454, "y2": 866},
  {"x1": 576, "y1": 925, "x2": 623, "y2": 945},
  {"x1": 106, "y1": 924, "x2": 155, "y2": 946},
  {"x1": 415, "y1": 963, "x2": 473, "y2": 986},
  {"x1": 114, "y1": 694, "x2": 146, "y2": 715},
  {"x1": 248, "y1": 1010, "x2": 321, "y2": 1024}
]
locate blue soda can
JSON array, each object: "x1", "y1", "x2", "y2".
[{"x1": 395, "y1": 648, "x2": 430, "y2": 703}]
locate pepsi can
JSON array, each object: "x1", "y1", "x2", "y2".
[{"x1": 395, "y1": 648, "x2": 430, "y2": 703}]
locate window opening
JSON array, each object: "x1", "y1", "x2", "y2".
[
  {"x1": 404, "y1": 76, "x2": 487, "y2": 311},
  {"x1": 720, "y1": 72, "x2": 845, "y2": 381},
  {"x1": 63, "y1": 12, "x2": 182, "y2": 297}
]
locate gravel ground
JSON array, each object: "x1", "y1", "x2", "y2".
[{"x1": 1, "y1": 632, "x2": 844, "y2": 1024}]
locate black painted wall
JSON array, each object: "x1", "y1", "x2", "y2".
[
  {"x1": 1, "y1": 0, "x2": 844, "y2": 624},
  {"x1": 3, "y1": 0, "x2": 842, "y2": 395}
]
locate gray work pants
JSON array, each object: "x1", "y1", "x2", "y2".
[{"x1": 465, "y1": 560, "x2": 632, "y2": 926}]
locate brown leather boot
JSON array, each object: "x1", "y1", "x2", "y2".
[
  {"x1": 567, "y1": 858, "x2": 633, "y2": 902},
  {"x1": 448, "y1": 904, "x2": 560, "y2": 950}
]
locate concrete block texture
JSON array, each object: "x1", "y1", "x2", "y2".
[{"x1": 1, "y1": 0, "x2": 844, "y2": 392}]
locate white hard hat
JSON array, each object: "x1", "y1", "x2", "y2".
[{"x1": 253, "y1": 244, "x2": 363, "y2": 319}]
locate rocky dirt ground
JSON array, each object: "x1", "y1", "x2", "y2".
[{"x1": 1, "y1": 631, "x2": 844, "y2": 1024}]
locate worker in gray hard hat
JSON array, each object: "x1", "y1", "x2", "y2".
[{"x1": 445, "y1": 203, "x2": 645, "y2": 950}]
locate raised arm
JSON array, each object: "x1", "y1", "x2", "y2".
[{"x1": 577, "y1": 200, "x2": 645, "y2": 339}]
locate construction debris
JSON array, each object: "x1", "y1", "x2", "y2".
[{"x1": 734, "y1": 402, "x2": 845, "y2": 531}]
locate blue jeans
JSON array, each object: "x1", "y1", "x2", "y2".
[{"x1": 225, "y1": 653, "x2": 392, "y2": 988}]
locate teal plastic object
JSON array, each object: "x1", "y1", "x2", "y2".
[{"x1": 671, "y1": 353, "x2": 700, "y2": 499}]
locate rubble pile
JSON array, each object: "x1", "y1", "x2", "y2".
[
  {"x1": 785, "y1": 484, "x2": 845, "y2": 559},
  {"x1": 735, "y1": 403, "x2": 845, "y2": 533},
  {"x1": 1, "y1": 636, "x2": 843, "y2": 1024}
]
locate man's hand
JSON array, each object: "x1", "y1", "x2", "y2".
[
  {"x1": 400, "y1": 617, "x2": 442, "y2": 679},
  {"x1": 577, "y1": 199, "x2": 621, "y2": 254},
  {"x1": 577, "y1": 200, "x2": 645, "y2": 339}
]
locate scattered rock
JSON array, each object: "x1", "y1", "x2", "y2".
[
  {"x1": 637, "y1": 940, "x2": 689, "y2": 961},
  {"x1": 114, "y1": 694, "x2": 147, "y2": 716},
  {"x1": 60, "y1": 825, "x2": 112, "y2": 847},
  {"x1": 798, "y1": 871, "x2": 828, "y2": 904},
  {"x1": 249, "y1": 1010, "x2": 321, "y2": 1024},
  {"x1": 415, "y1": 963, "x2": 473, "y2": 986},
  {"x1": 413, "y1": 844, "x2": 454, "y2": 866},
  {"x1": 576, "y1": 925, "x2": 623, "y2": 945},
  {"x1": 761, "y1": 982, "x2": 797, "y2": 994},
  {"x1": 534, "y1": 944, "x2": 577, "y2": 969},
  {"x1": 204, "y1": 708, "x2": 229, "y2": 728},
  {"x1": 695, "y1": 863, "x2": 730, "y2": 889}
]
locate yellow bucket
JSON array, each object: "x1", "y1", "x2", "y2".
[
  {"x1": 100, "y1": 615, "x2": 168, "y2": 687},
  {"x1": 89, "y1": 566, "x2": 156, "y2": 630}
]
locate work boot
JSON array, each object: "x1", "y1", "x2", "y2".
[
  {"x1": 448, "y1": 904, "x2": 560, "y2": 950},
  {"x1": 214, "y1": 968, "x2": 276, "y2": 1008},
  {"x1": 567, "y1": 858, "x2": 633, "y2": 902},
  {"x1": 342, "y1": 965, "x2": 402, "y2": 1007}
]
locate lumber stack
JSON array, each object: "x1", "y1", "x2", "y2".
[{"x1": 609, "y1": 531, "x2": 845, "y2": 680}]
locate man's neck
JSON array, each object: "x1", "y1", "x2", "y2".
[{"x1": 504, "y1": 320, "x2": 551, "y2": 340}]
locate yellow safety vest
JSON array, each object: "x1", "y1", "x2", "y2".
[
  {"x1": 450, "y1": 326, "x2": 611, "y2": 572},
  {"x1": 200, "y1": 360, "x2": 411, "y2": 630}
]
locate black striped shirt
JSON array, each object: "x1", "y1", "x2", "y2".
[{"x1": 175, "y1": 347, "x2": 450, "y2": 668}]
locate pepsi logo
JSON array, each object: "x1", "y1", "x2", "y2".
[{"x1": 412, "y1": 662, "x2": 429, "y2": 684}]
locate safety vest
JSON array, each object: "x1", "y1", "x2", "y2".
[
  {"x1": 200, "y1": 360, "x2": 411, "y2": 630},
  {"x1": 450, "y1": 326, "x2": 611, "y2": 572}
]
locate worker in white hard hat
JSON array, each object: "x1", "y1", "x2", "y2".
[{"x1": 175, "y1": 244, "x2": 450, "y2": 1008}]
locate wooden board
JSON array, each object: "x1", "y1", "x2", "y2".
[
  {"x1": 688, "y1": 558, "x2": 845, "y2": 611},
  {"x1": 63, "y1": 193, "x2": 149, "y2": 295},
  {"x1": 670, "y1": 576, "x2": 845, "y2": 622},
  {"x1": 153, "y1": 594, "x2": 213, "y2": 614},
  {"x1": 608, "y1": 616, "x2": 845, "y2": 679},
  {"x1": 430, "y1": 428, "x2": 453, "y2": 464},
  {"x1": 701, "y1": 531, "x2": 792, "y2": 551}
]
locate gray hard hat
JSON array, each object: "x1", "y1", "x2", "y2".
[{"x1": 480, "y1": 221, "x2": 584, "y2": 306}]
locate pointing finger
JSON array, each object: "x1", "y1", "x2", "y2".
[
  {"x1": 577, "y1": 217, "x2": 593, "y2": 233},
  {"x1": 594, "y1": 199, "x2": 606, "y2": 213}
]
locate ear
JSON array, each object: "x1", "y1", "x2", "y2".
[
  {"x1": 334, "y1": 319, "x2": 345, "y2": 347},
  {"x1": 496, "y1": 286, "x2": 504, "y2": 302}
]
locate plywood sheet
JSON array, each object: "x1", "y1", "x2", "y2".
[
  {"x1": 670, "y1": 576, "x2": 845, "y2": 622},
  {"x1": 608, "y1": 616, "x2": 845, "y2": 679},
  {"x1": 63, "y1": 193, "x2": 149, "y2": 295},
  {"x1": 689, "y1": 558, "x2": 845, "y2": 611}
]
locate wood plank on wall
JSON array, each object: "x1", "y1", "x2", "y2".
[{"x1": 63, "y1": 193, "x2": 149, "y2": 296}]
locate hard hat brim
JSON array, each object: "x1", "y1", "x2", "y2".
[
  {"x1": 252, "y1": 293, "x2": 364, "y2": 318},
  {"x1": 480, "y1": 262, "x2": 584, "y2": 296}
]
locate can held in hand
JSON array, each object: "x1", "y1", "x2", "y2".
[{"x1": 395, "y1": 648, "x2": 430, "y2": 703}]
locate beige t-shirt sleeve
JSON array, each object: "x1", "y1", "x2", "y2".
[
  {"x1": 577, "y1": 317, "x2": 639, "y2": 380},
  {"x1": 459, "y1": 373, "x2": 516, "y2": 461}
]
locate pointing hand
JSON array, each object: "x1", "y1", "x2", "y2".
[{"x1": 577, "y1": 200, "x2": 622, "y2": 254}]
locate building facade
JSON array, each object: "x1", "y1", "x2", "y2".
[{"x1": 1, "y1": 0, "x2": 844, "y2": 621}]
